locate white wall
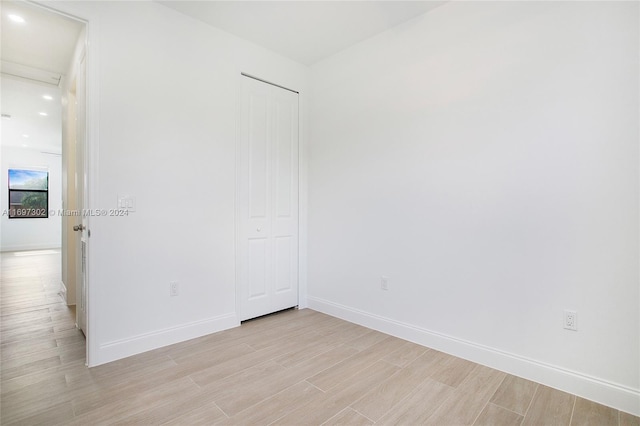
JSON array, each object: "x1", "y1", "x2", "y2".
[
  {"x1": 1, "y1": 146, "x2": 62, "y2": 251},
  {"x1": 47, "y1": 1, "x2": 308, "y2": 366},
  {"x1": 308, "y1": 1, "x2": 639, "y2": 415}
]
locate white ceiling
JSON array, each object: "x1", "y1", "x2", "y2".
[
  {"x1": 1, "y1": 77, "x2": 62, "y2": 153},
  {"x1": 1, "y1": 1, "x2": 84, "y2": 153},
  {"x1": 1, "y1": 1, "x2": 83, "y2": 76},
  {"x1": 157, "y1": 1, "x2": 446, "y2": 66}
]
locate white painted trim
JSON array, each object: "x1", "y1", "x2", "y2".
[
  {"x1": 95, "y1": 313, "x2": 239, "y2": 367},
  {"x1": 234, "y1": 69, "x2": 243, "y2": 324},
  {"x1": 307, "y1": 296, "x2": 640, "y2": 416},
  {"x1": 59, "y1": 280, "x2": 68, "y2": 304},
  {"x1": 84, "y1": 12, "x2": 99, "y2": 370},
  {"x1": 0, "y1": 244, "x2": 61, "y2": 252},
  {"x1": 297, "y1": 90, "x2": 308, "y2": 310}
]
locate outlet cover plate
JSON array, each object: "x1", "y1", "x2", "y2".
[
  {"x1": 170, "y1": 281, "x2": 179, "y2": 297},
  {"x1": 564, "y1": 310, "x2": 577, "y2": 331},
  {"x1": 381, "y1": 276, "x2": 389, "y2": 291}
]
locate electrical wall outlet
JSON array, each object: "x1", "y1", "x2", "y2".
[
  {"x1": 170, "y1": 281, "x2": 179, "y2": 297},
  {"x1": 381, "y1": 276, "x2": 389, "y2": 291},
  {"x1": 564, "y1": 310, "x2": 577, "y2": 331}
]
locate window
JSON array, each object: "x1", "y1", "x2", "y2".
[{"x1": 8, "y1": 169, "x2": 49, "y2": 219}]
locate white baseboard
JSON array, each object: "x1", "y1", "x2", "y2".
[
  {"x1": 59, "y1": 281, "x2": 68, "y2": 304},
  {"x1": 61, "y1": 279, "x2": 76, "y2": 305},
  {"x1": 307, "y1": 296, "x2": 640, "y2": 416},
  {"x1": 95, "y1": 313, "x2": 239, "y2": 366}
]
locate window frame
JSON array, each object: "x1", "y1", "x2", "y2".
[{"x1": 8, "y1": 169, "x2": 49, "y2": 219}]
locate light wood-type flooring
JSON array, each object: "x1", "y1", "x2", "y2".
[{"x1": 1, "y1": 250, "x2": 639, "y2": 425}]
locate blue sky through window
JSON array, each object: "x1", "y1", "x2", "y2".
[{"x1": 8, "y1": 169, "x2": 48, "y2": 190}]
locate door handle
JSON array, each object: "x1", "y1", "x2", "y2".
[{"x1": 73, "y1": 224, "x2": 86, "y2": 232}]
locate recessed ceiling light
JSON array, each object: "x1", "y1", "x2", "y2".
[
  {"x1": 22, "y1": 134, "x2": 29, "y2": 138},
  {"x1": 22, "y1": 144, "x2": 29, "y2": 147},
  {"x1": 43, "y1": 95, "x2": 53, "y2": 101},
  {"x1": 8, "y1": 14, "x2": 25, "y2": 23},
  {"x1": 39, "y1": 112, "x2": 48, "y2": 116}
]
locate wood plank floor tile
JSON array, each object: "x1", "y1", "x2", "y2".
[
  {"x1": 277, "y1": 361, "x2": 400, "y2": 425},
  {"x1": 521, "y1": 385, "x2": 575, "y2": 426},
  {"x1": 1, "y1": 338, "x2": 59, "y2": 359},
  {"x1": 425, "y1": 364, "x2": 506, "y2": 425},
  {"x1": 1, "y1": 373, "x2": 69, "y2": 412},
  {"x1": 5, "y1": 401, "x2": 75, "y2": 426},
  {"x1": 70, "y1": 358, "x2": 181, "y2": 416},
  {"x1": 313, "y1": 320, "x2": 372, "y2": 343},
  {"x1": 113, "y1": 380, "x2": 211, "y2": 425},
  {"x1": 243, "y1": 312, "x2": 338, "y2": 352},
  {"x1": 474, "y1": 402, "x2": 523, "y2": 426},
  {"x1": 161, "y1": 401, "x2": 228, "y2": 425},
  {"x1": 490, "y1": 374, "x2": 538, "y2": 415},
  {"x1": 0, "y1": 326, "x2": 56, "y2": 345},
  {"x1": 212, "y1": 343, "x2": 370, "y2": 418},
  {"x1": 200, "y1": 361, "x2": 290, "y2": 415},
  {"x1": 381, "y1": 340, "x2": 428, "y2": 367},
  {"x1": 69, "y1": 376, "x2": 200, "y2": 424},
  {"x1": 376, "y1": 378, "x2": 455, "y2": 425},
  {"x1": 306, "y1": 336, "x2": 402, "y2": 391},
  {"x1": 161, "y1": 309, "x2": 311, "y2": 361},
  {"x1": 1, "y1": 387, "x2": 74, "y2": 425},
  {"x1": 272, "y1": 334, "x2": 340, "y2": 368},
  {"x1": 620, "y1": 411, "x2": 640, "y2": 426},
  {"x1": 217, "y1": 380, "x2": 322, "y2": 425},
  {"x1": 1, "y1": 341, "x2": 81, "y2": 370},
  {"x1": 0, "y1": 310, "x2": 52, "y2": 328},
  {"x1": 1, "y1": 359, "x2": 85, "y2": 396},
  {"x1": 64, "y1": 355, "x2": 172, "y2": 390},
  {"x1": 189, "y1": 332, "x2": 324, "y2": 388},
  {"x1": 351, "y1": 349, "x2": 442, "y2": 421},
  {"x1": 1, "y1": 369, "x2": 67, "y2": 401},
  {"x1": 76, "y1": 350, "x2": 171, "y2": 379},
  {"x1": 282, "y1": 344, "x2": 359, "y2": 379},
  {"x1": 1, "y1": 354, "x2": 62, "y2": 381},
  {"x1": 344, "y1": 329, "x2": 390, "y2": 351},
  {"x1": 323, "y1": 407, "x2": 373, "y2": 426},
  {"x1": 171, "y1": 341, "x2": 256, "y2": 368},
  {"x1": 429, "y1": 353, "x2": 478, "y2": 388},
  {"x1": 570, "y1": 397, "x2": 618, "y2": 426}
]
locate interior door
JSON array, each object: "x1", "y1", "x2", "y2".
[
  {"x1": 238, "y1": 75, "x2": 299, "y2": 321},
  {"x1": 74, "y1": 54, "x2": 88, "y2": 335}
]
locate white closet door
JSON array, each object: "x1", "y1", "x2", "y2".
[{"x1": 239, "y1": 76, "x2": 299, "y2": 321}]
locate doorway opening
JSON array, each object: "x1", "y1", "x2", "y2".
[{"x1": 1, "y1": 1, "x2": 89, "y2": 362}]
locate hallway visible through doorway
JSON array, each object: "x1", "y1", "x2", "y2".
[{"x1": 0, "y1": 249, "x2": 85, "y2": 423}]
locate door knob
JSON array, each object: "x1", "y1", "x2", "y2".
[
  {"x1": 73, "y1": 224, "x2": 85, "y2": 232},
  {"x1": 257, "y1": 227, "x2": 261, "y2": 232}
]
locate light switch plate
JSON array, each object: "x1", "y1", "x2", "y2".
[{"x1": 117, "y1": 195, "x2": 136, "y2": 212}]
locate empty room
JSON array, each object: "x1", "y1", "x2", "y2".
[{"x1": 0, "y1": 0, "x2": 638, "y2": 424}]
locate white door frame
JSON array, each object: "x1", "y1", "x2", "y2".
[
  {"x1": 32, "y1": 0, "x2": 98, "y2": 366},
  {"x1": 74, "y1": 49, "x2": 88, "y2": 338}
]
